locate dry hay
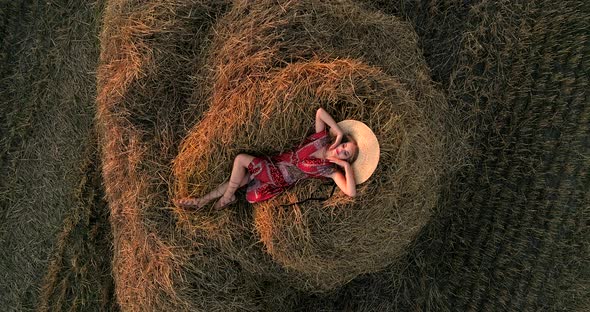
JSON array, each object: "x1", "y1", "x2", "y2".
[
  {"x1": 96, "y1": 0, "x2": 466, "y2": 309},
  {"x1": 96, "y1": 1, "x2": 259, "y2": 310},
  {"x1": 97, "y1": 2, "x2": 182, "y2": 308},
  {"x1": 8, "y1": 0, "x2": 584, "y2": 309},
  {"x1": 172, "y1": 0, "x2": 465, "y2": 291},
  {"x1": 292, "y1": 0, "x2": 589, "y2": 310}
]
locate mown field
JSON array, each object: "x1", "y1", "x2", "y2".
[
  {"x1": 0, "y1": 1, "x2": 116, "y2": 311},
  {"x1": 1, "y1": 0, "x2": 588, "y2": 311}
]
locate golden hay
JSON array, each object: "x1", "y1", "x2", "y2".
[
  {"x1": 97, "y1": 0, "x2": 466, "y2": 308},
  {"x1": 96, "y1": 1, "x2": 253, "y2": 310},
  {"x1": 172, "y1": 0, "x2": 465, "y2": 291}
]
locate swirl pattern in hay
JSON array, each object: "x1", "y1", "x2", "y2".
[{"x1": 173, "y1": 0, "x2": 463, "y2": 291}]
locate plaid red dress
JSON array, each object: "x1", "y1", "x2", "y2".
[{"x1": 243, "y1": 129, "x2": 337, "y2": 203}]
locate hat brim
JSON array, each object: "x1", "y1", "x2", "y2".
[{"x1": 334, "y1": 120, "x2": 380, "y2": 185}]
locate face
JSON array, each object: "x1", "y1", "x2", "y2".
[{"x1": 334, "y1": 142, "x2": 357, "y2": 161}]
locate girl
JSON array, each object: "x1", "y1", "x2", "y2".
[{"x1": 175, "y1": 108, "x2": 379, "y2": 209}]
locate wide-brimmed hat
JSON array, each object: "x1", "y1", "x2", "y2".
[{"x1": 335, "y1": 120, "x2": 380, "y2": 185}]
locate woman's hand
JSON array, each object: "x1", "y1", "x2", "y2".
[
  {"x1": 329, "y1": 128, "x2": 344, "y2": 151},
  {"x1": 327, "y1": 156, "x2": 350, "y2": 169}
]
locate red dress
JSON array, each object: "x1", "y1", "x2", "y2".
[{"x1": 243, "y1": 129, "x2": 337, "y2": 203}]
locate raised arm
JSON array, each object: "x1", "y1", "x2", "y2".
[{"x1": 315, "y1": 107, "x2": 342, "y2": 134}]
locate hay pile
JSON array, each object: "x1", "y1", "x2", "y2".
[
  {"x1": 2, "y1": 0, "x2": 586, "y2": 310},
  {"x1": 172, "y1": 0, "x2": 464, "y2": 291},
  {"x1": 96, "y1": 1, "x2": 254, "y2": 310},
  {"x1": 97, "y1": 0, "x2": 464, "y2": 309}
]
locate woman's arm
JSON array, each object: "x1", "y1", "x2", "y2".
[
  {"x1": 327, "y1": 159, "x2": 356, "y2": 197},
  {"x1": 329, "y1": 168, "x2": 356, "y2": 197},
  {"x1": 315, "y1": 108, "x2": 343, "y2": 134}
]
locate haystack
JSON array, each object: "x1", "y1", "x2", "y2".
[
  {"x1": 172, "y1": 0, "x2": 464, "y2": 291},
  {"x1": 97, "y1": 1, "x2": 262, "y2": 310}
]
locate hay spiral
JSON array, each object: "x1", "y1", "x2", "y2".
[{"x1": 172, "y1": 0, "x2": 462, "y2": 291}]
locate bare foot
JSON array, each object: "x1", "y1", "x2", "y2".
[
  {"x1": 174, "y1": 197, "x2": 207, "y2": 209},
  {"x1": 214, "y1": 194, "x2": 236, "y2": 209}
]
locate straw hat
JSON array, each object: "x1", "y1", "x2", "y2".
[{"x1": 333, "y1": 120, "x2": 380, "y2": 185}]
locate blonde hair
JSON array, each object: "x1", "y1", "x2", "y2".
[{"x1": 341, "y1": 133, "x2": 359, "y2": 163}]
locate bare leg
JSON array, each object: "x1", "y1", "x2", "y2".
[
  {"x1": 175, "y1": 173, "x2": 251, "y2": 209},
  {"x1": 175, "y1": 154, "x2": 254, "y2": 209},
  {"x1": 197, "y1": 181, "x2": 229, "y2": 206},
  {"x1": 215, "y1": 153, "x2": 255, "y2": 208},
  {"x1": 197, "y1": 172, "x2": 252, "y2": 207}
]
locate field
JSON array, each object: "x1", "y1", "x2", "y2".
[{"x1": 1, "y1": 0, "x2": 588, "y2": 311}]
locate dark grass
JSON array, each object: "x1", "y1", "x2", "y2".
[
  {"x1": 1, "y1": 0, "x2": 589, "y2": 311},
  {"x1": 0, "y1": 0, "x2": 115, "y2": 311},
  {"x1": 359, "y1": 0, "x2": 475, "y2": 86},
  {"x1": 37, "y1": 134, "x2": 117, "y2": 311}
]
